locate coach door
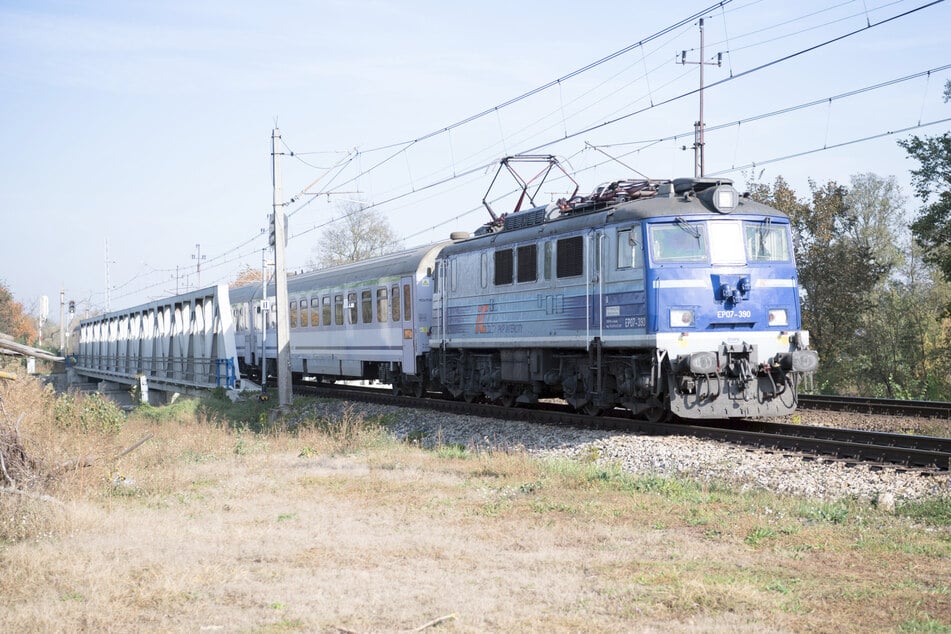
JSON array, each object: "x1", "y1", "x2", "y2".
[{"x1": 400, "y1": 276, "x2": 416, "y2": 374}]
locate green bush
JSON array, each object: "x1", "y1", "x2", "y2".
[{"x1": 52, "y1": 391, "x2": 125, "y2": 434}]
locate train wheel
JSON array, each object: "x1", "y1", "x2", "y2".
[
  {"x1": 496, "y1": 392, "x2": 517, "y2": 408},
  {"x1": 581, "y1": 403, "x2": 605, "y2": 417},
  {"x1": 642, "y1": 400, "x2": 669, "y2": 423}
]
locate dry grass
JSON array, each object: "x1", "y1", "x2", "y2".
[{"x1": 0, "y1": 374, "x2": 949, "y2": 633}]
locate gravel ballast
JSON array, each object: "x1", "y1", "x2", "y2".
[{"x1": 300, "y1": 399, "x2": 951, "y2": 505}]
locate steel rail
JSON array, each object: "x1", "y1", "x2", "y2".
[
  {"x1": 296, "y1": 383, "x2": 951, "y2": 471},
  {"x1": 798, "y1": 395, "x2": 951, "y2": 418}
]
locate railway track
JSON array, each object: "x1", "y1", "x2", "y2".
[
  {"x1": 295, "y1": 382, "x2": 951, "y2": 472},
  {"x1": 798, "y1": 394, "x2": 951, "y2": 419}
]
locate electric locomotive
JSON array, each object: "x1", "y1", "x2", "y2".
[{"x1": 427, "y1": 176, "x2": 817, "y2": 420}]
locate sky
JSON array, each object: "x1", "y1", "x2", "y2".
[{"x1": 1, "y1": 0, "x2": 949, "y2": 319}]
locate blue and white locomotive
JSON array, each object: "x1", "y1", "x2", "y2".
[
  {"x1": 429, "y1": 176, "x2": 816, "y2": 420},
  {"x1": 231, "y1": 175, "x2": 817, "y2": 421}
]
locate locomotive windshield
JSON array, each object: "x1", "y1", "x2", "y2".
[
  {"x1": 649, "y1": 222, "x2": 707, "y2": 263},
  {"x1": 649, "y1": 219, "x2": 791, "y2": 265},
  {"x1": 744, "y1": 220, "x2": 791, "y2": 262}
]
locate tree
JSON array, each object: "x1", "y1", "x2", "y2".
[
  {"x1": 230, "y1": 265, "x2": 263, "y2": 288},
  {"x1": 307, "y1": 202, "x2": 402, "y2": 269},
  {"x1": 749, "y1": 177, "x2": 888, "y2": 393},
  {"x1": 0, "y1": 282, "x2": 37, "y2": 344},
  {"x1": 898, "y1": 79, "x2": 951, "y2": 282},
  {"x1": 843, "y1": 173, "x2": 906, "y2": 277}
]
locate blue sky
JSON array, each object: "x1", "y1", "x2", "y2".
[{"x1": 1, "y1": 0, "x2": 949, "y2": 316}]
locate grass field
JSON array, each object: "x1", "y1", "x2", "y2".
[{"x1": 1, "y1": 375, "x2": 949, "y2": 633}]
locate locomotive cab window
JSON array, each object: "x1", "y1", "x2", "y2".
[
  {"x1": 617, "y1": 226, "x2": 644, "y2": 269},
  {"x1": 649, "y1": 223, "x2": 707, "y2": 263},
  {"x1": 556, "y1": 236, "x2": 584, "y2": 278},
  {"x1": 745, "y1": 221, "x2": 791, "y2": 262}
]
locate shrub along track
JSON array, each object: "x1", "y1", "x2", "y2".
[{"x1": 292, "y1": 382, "x2": 951, "y2": 473}]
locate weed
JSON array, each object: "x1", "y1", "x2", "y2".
[
  {"x1": 896, "y1": 498, "x2": 951, "y2": 526},
  {"x1": 405, "y1": 429, "x2": 427, "y2": 445},
  {"x1": 434, "y1": 443, "x2": 469, "y2": 459},
  {"x1": 580, "y1": 445, "x2": 602, "y2": 463},
  {"x1": 277, "y1": 513, "x2": 296, "y2": 522},
  {"x1": 799, "y1": 501, "x2": 851, "y2": 524},
  {"x1": 898, "y1": 616, "x2": 951, "y2": 633},
  {"x1": 745, "y1": 526, "x2": 778, "y2": 546},
  {"x1": 133, "y1": 399, "x2": 200, "y2": 423}
]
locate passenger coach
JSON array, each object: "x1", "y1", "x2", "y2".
[{"x1": 231, "y1": 242, "x2": 451, "y2": 392}]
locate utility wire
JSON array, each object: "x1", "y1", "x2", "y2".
[{"x1": 104, "y1": 0, "x2": 945, "y2": 305}]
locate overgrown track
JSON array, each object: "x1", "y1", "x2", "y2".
[
  {"x1": 296, "y1": 383, "x2": 951, "y2": 472},
  {"x1": 798, "y1": 394, "x2": 951, "y2": 419}
]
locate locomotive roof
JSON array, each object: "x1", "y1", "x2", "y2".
[
  {"x1": 439, "y1": 177, "x2": 789, "y2": 254},
  {"x1": 232, "y1": 241, "x2": 452, "y2": 299}
]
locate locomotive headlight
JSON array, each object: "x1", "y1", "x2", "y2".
[
  {"x1": 670, "y1": 309, "x2": 695, "y2": 327},
  {"x1": 711, "y1": 185, "x2": 738, "y2": 213},
  {"x1": 768, "y1": 308, "x2": 788, "y2": 326}
]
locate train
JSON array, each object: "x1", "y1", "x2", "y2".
[{"x1": 230, "y1": 175, "x2": 817, "y2": 421}]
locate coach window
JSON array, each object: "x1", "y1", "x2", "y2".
[
  {"x1": 617, "y1": 226, "x2": 644, "y2": 269},
  {"x1": 361, "y1": 290, "x2": 372, "y2": 323},
  {"x1": 556, "y1": 236, "x2": 584, "y2": 278},
  {"x1": 494, "y1": 249, "x2": 513, "y2": 285},
  {"x1": 300, "y1": 299, "x2": 309, "y2": 328},
  {"x1": 310, "y1": 298, "x2": 320, "y2": 326},
  {"x1": 289, "y1": 300, "x2": 298, "y2": 328},
  {"x1": 391, "y1": 285, "x2": 401, "y2": 321},
  {"x1": 322, "y1": 296, "x2": 331, "y2": 327},
  {"x1": 347, "y1": 292, "x2": 358, "y2": 324},
  {"x1": 517, "y1": 244, "x2": 537, "y2": 283},
  {"x1": 403, "y1": 283, "x2": 412, "y2": 320},
  {"x1": 334, "y1": 295, "x2": 344, "y2": 326},
  {"x1": 377, "y1": 288, "x2": 388, "y2": 322},
  {"x1": 267, "y1": 300, "x2": 277, "y2": 329}
]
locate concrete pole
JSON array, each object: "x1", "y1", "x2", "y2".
[{"x1": 272, "y1": 128, "x2": 293, "y2": 407}]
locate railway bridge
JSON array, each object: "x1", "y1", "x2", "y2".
[{"x1": 72, "y1": 285, "x2": 240, "y2": 404}]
